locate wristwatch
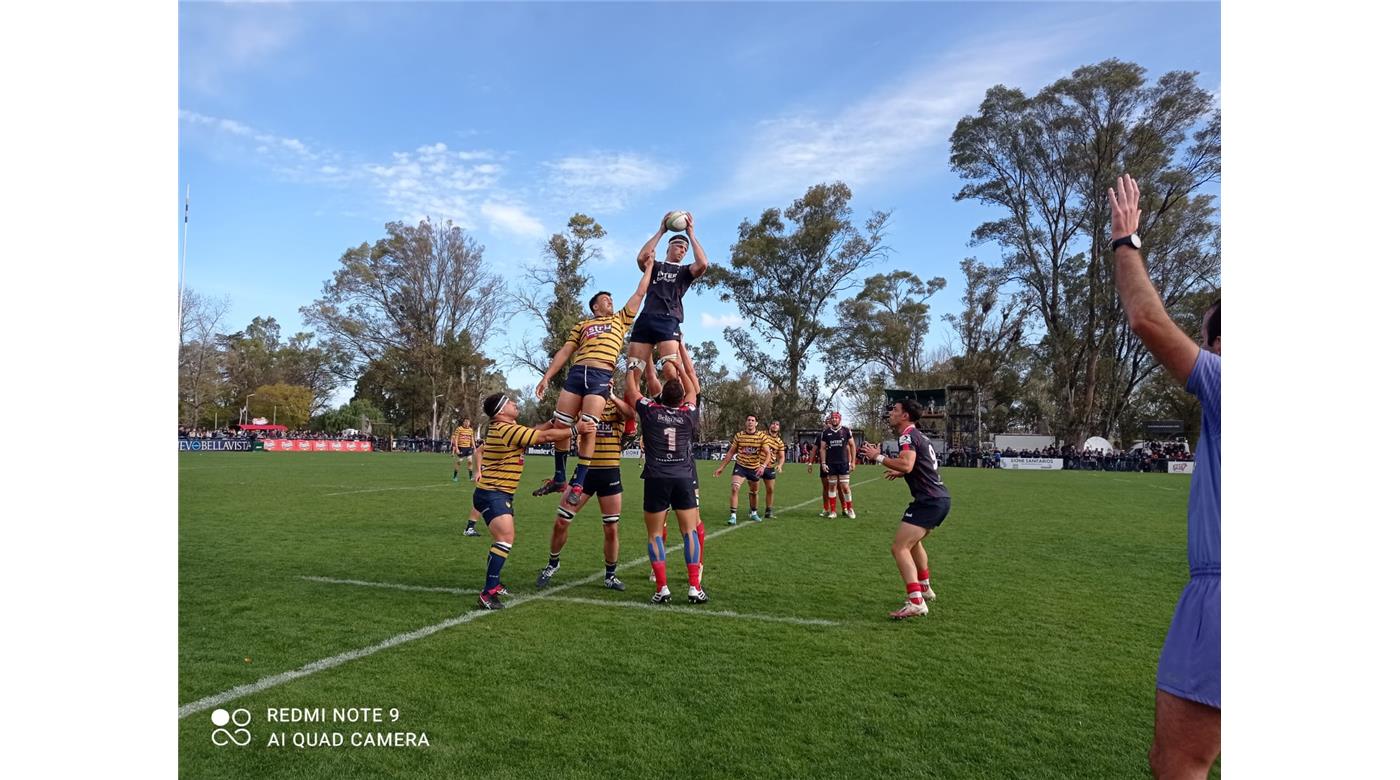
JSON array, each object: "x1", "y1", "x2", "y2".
[{"x1": 1111, "y1": 233, "x2": 1142, "y2": 251}]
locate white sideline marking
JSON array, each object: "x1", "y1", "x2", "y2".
[
  {"x1": 540, "y1": 596, "x2": 840, "y2": 626},
  {"x1": 1109, "y1": 478, "x2": 1176, "y2": 492},
  {"x1": 297, "y1": 577, "x2": 840, "y2": 626},
  {"x1": 178, "y1": 476, "x2": 882, "y2": 719},
  {"x1": 321, "y1": 483, "x2": 455, "y2": 496}
]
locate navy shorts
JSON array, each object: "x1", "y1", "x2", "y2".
[
  {"x1": 630, "y1": 313, "x2": 681, "y2": 344},
  {"x1": 732, "y1": 464, "x2": 762, "y2": 483},
  {"x1": 644, "y1": 477, "x2": 699, "y2": 513},
  {"x1": 472, "y1": 489, "x2": 515, "y2": 525},
  {"x1": 562, "y1": 364, "x2": 611, "y2": 398},
  {"x1": 582, "y1": 467, "x2": 623, "y2": 498},
  {"x1": 824, "y1": 462, "x2": 851, "y2": 477},
  {"x1": 901, "y1": 497, "x2": 951, "y2": 529},
  {"x1": 762, "y1": 467, "x2": 778, "y2": 480},
  {"x1": 1157, "y1": 570, "x2": 1221, "y2": 708},
  {"x1": 456, "y1": 447, "x2": 474, "y2": 458}
]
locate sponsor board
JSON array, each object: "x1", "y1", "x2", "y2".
[
  {"x1": 621, "y1": 448, "x2": 642, "y2": 459},
  {"x1": 179, "y1": 439, "x2": 254, "y2": 452},
  {"x1": 1167, "y1": 461, "x2": 1195, "y2": 474},
  {"x1": 999, "y1": 457, "x2": 1063, "y2": 470},
  {"x1": 263, "y1": 440, "x2": 374, "y2": 453},
  {"x1": 526, "y1": 445, "x2": 555, "y2": 456}
]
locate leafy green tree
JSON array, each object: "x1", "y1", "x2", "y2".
[
  {"x1": 178, "y1": 289, "x2": 230, "y2": 427},
  {"x1": 830, "y1": 270, "x2": 946, "y2": 388},
  {"x1": 949, "y1": 59, "x2": 1219, "y2": 443},
  {"x1": 313, "y1": 399, "x2": 386, "y2": 435},
  {"x1": 302, "y1": 218, "x2": 509, "y2": 436},
  {"x1": 701, "y1": 182, "x2": 890, "y2": 422},
  {"x1": 249, "y1": 383, "x2": 313, "y2": 429}
]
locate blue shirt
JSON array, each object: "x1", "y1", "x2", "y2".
[{"x1": 1186, "y1": 349, "x2": 1221, "y2": 573}]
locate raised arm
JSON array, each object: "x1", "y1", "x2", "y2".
[
  {"x1": 678, "y1": 340, "x2": 699, "y2": 405},
  {"x1": 685, "y1": 214, "x2": 709, "y2": 278},
  {"x1": 536, "y1": 339, "x2": 578, "y2": 400},
  {"x1": 625, "y1": 249, "x2": 656, "y2": 313},
  {"x1": 1109, "y1": 174, "x2": 1200, "y2": 386},
  {"x1": 862, "y1": 441, "x2": 914, "y2": 475},
  {"x1": 637, "y1": 214, "x2": 668, "y2": 271},
  {"x1": 712, "y1": 437, "x2": 739, "y2": 477},
  {"x1": 610, "y1": 390, "x2": 636, "y2": 421}
]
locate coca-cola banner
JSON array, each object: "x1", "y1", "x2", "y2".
[{"x1": 263, "y1": 439, "x2": 374, "y2": 452}]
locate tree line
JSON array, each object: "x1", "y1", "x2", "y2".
[{"x1": 177, "y1": 59, "x2": 1219, "y2": 447}]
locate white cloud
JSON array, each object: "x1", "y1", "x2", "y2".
[
  {"x1": 542, "y1": 152, "x2": 681, "y2": 214},
  {"x1": 700, "y1": 312, "x2": 745, "y2": 329},
  {"x1": 181, "y1": 3, "x2": 303, "y2": 94},
  {"x1": 717, "y1": 31, "x2": 1083, "y2": 206},
  {"x1": 481, "y1": 202, "x2": 546, "y2": 238}
]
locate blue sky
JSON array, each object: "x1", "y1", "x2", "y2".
[{"x1": 178, "y1": 1, "x2": 1220, "y2": 405}]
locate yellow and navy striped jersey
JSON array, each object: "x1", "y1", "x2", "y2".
[
  {"x1": 586, "y1": 402, "x2": 626, "y2": 468},
  {"x1": 765, "y1": 433, "x2": 785, "y2": 465},
  {"x1": 566, "y1": 304, "x2": 637, "y2": 366},
  {"x1": 731, "y1": 430, "x2": 771, "y2": 469},
  {"x1": 451, "y1": 425, "x2": 475, "y2": 450},
  {"x1": 476, "y1": 421, "x2": 542, "y2": 494}
]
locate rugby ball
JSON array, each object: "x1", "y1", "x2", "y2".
[{"x1": 665, "y1": 211, "x2": 691, "y2": 231}]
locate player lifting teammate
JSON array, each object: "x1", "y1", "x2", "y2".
[
  {"x1": 814, "y1": 411, "x2": 857, "y2": 518},
  {"x1": 713, "y1": 415, "x2": 772, "y2": 525},
  {"x1": 473, "y1": 392, "x2": 594, "y2": 610},
  {"x1": 535, "y1": 386, "x2": 634, "y2": 591},
  {"x1": 627, "y1": 344, "x2": 706, "y2": 604},
  {"x1": 625, "y1": 212, "x2": 708, "y2": 396},
  {"x1": 530, "y1": 251, "x2": 654, "y2": 504},
  {"x1": 860, "y1": 397, "x2": 950, "y2": 620}
]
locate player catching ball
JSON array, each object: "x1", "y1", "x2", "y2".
[
  {"x1": 861, "y1": 397, "x2": 950, "y2": 620},
  {"x1": 625, "y1": 211, "x2": 709, "y2": 396}
]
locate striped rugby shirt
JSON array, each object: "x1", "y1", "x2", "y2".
[
  {"x1": 476, "y1": 421, "x2": 542, "y2": 494},
  {"x1": 565, "y1": 305, "x2": 637, "y2": 366},
  {"x1": 730, "y1": 430, "x2": 771, "y2": 469}
]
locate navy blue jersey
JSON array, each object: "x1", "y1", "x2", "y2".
[
  {"x1": 637, "y1": 396, "x2": 699, "y2": 479},
  {"x1": 639, "y1": 260, "x2": 696, "y2": 322},
  {"x1": 821, "y1": 426, "x2": 853, "y2": 467},
  {"x1": 898, "y1": 425, "x2": 950, "y2": 500}
]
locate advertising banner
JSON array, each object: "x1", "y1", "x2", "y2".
[
  {"x1": 178, "y1": 438, "x2": 253, "y2": 452},
  {"x1": 621, "y1": 448, "x2": 642, "y2": 459},
  {"x1": 1167, "y1": 461, "x2": 1195, "y2": 474},
  {"x1": 263, "y1": 440, "x2": 374, "y2": 452},
  {"x1": 999, "y1": 457, "x2": 1064, "y2": 470}
]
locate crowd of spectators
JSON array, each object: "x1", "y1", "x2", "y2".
[
  {"x1": 177, "y1": 427, "x2": 372, "y2": 442},
  {"x1": 938, "y1": 440, "x2": 1193, "y2": 472}
]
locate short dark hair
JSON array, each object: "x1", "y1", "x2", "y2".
[
  {"x1": 746, "y1": 414, "x2": 757, "y2": 422},
  {"x1": 893, "y1": 397, "x2": 923, "y2": 422},
  {"x1": 482, "y1": 392, "x2": 506, "y2": 417},
  {"x1": 660, "y1": 378, "x2": 684, "y2": 406},
  {"x1": 1205, "y1": 300, "x2": 1221, "y2": 346},
  {"x1": 588, "y1": 291, "x2": 611, "y2": 314}
]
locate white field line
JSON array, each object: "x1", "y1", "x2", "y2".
[
  {"x1": 297, "y1": 578, "x2": 840, "y2": 626},
  {"x1": 1109, "y1": 478, "x2": 1177, "y2": 492},
  {"x1": 540, "y1": 595, "x2": 840, "y2": 626},
  {"x1": 178, "y1": 476, "x2": 882, "y2": 719},
  {"x1": 321, "y1": 483, "x2": 456, "y2": 497}
]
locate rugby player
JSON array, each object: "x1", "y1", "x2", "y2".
[
  {"x1": 473, "y1": 392, "x2": 594, "y2": 610},
  {"x1": 625, "y1": 212, "x2": 709, "y2": 396},
  {"x1": 450, "y1": 418, "x2": 475, "y2": 483},
  {"x1": 817, "y1": 412, "x2": 857, "y2": 518},
  {"x1": 530, "y1": 251, "x2": 654, "y2": 506},
  {"x1": 536, "y1": 388, "x2": 634, "y2": 591},
  {"x1": 1110, "y1": 173, "x2": 1221, "y2": 779},
  {"x1": 626, "y1": 345, "x2": 706, "y2": 604},
  {"x1": 712, "y1": 415, "x2": 772, "y2": 525},
  {"x1": 760, "y1": 420, "x2": 786, "y2": 519},
  {"x1": 860, "y1": 397, "x2": 949, "y2": 620}
]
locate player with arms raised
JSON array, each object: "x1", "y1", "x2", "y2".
[
  {"x1": 625, "y1": 212, "x2": 709, "y2": 396},
  {"x1": 626, "y1": 346, "x2": 706, "y2": 604},
  {"x1": 530, "y1": 252, "x2": 654, "y2": 504},
  {"x1": 473, "y1": 392, "x2": 593, "y2": 610},
  {"x1": 861, "y1": 397, "x2": 950, "y2": 620}
]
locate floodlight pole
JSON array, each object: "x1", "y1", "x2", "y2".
[{"x1": 178, "y1": 184, "x2": 189, "y2": 340}]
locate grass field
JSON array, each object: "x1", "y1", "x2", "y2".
[{"x1": 178, "y1": 452, "x2": 1217, "y2": 779}]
